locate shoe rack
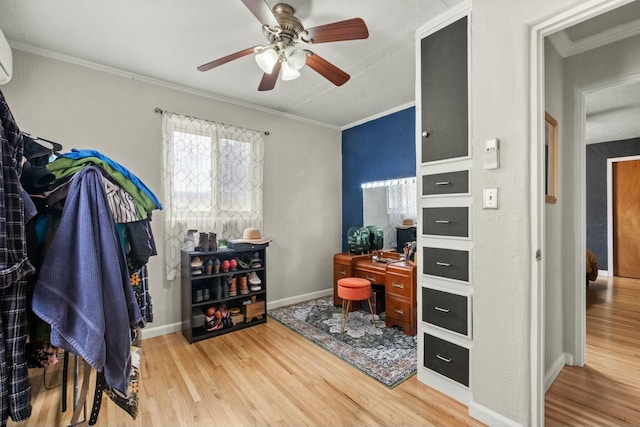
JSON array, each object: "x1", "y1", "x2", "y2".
[{"x1": 181, "y1": 245, "x2": 268, "y2": 343}]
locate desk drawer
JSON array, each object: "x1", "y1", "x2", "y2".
[
  {"x1": 422, "y1": 288, "x2": 468, "y2": 336},
  {"x1": 333, "y1": 263, "x2": 350, "y2": 281},
  {"x1": 385, "y1": 294, "x2": 412, "y2": 324},
  {"x1": 423, "y1": 333, "x2": 469, "y2": 387},
  {"x1": 422, "y1": 170, "x2": 469, "y2": 195},
  {"x1": 422, "y1": 207, "x2": 469, "y2": 237},
  {"x1": 355, "y1": 269, "x2": 385, "y2": 285},
  {"x1": 422, "y1": 247, "x2": 469, "y2": 282},
  {"x1": 386, "y1": 271, "x2": 412, "y2": 298}
]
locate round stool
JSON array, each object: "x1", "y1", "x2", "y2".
[{"x1": 337, "y1": 277, "x2": 375, "y2": 333}]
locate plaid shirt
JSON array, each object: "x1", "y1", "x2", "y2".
[{"x1": 0, "y1": 90, "x2": 36, "y2": 425}]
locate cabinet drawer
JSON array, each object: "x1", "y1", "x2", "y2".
[
  {"x1": 386, "y1": 271, "x2": 412, "y2": 298},
  {"x1": 422, "y1": 247, "x2": 469, "y2": 282},
  {"x1": 333, "y1": 263, "x2": 350, "y2": 281},
  {"x1": 386, "y1": 294, "x2": 412, "y2": 324},
  {"x1": 422, "y1": 170, "x2": 469, "y2": 195},
  {"x1": 355, "y1": 269, "x2": 385, "y2": 285},
  {"x1": 422, "y1": 207, "x2": 468, "y2": 237},
  {"x1": 423, "y1": 333, "x2": 469, "y2": 387},
  {"x1": 422, "y1": 288, "x2": 468, "y2": 336}
]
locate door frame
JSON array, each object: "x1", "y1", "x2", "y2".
[
  {"x1": 529, "y1": 0, "x2": 633, "y2": 424},
  {"x1": 608, "y1": 155, "x2": 640, "y2": 276}
]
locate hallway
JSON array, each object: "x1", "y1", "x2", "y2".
[{"x1": 545, "y1": 275, "x2": 640, "y2": 425}]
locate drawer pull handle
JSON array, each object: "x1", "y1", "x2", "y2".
[
  {"x1": 435, "y1": 181, "x2": 451, "y2": 186},
  {"x1": 393, "y1": 308, "x2": 404, "y2": 315},
  {"x1": 338, "y1": 270, "x2": 347, "y2": 275},
  {"x1": 366, "y1": 275, "x2": 376, "y2": 282},
  {"x1": 436, "y1": 262, "x2": 451, "y2": 267},
  {"x1": 436, "y1": 354, "x2": 452, "y2": 363},
  {"x1": 435, "y1": 306, "x2": 450, "y2": 313},
  {"x1": 435, "y1": 220, "x2": 451, "y2": 224},
  {"x1": 391, "y1": 282, "x2": 404, "y2": 289}
]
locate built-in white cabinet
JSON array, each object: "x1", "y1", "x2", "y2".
[{"x1": 416, "y1": 6, "x2": 473, "y2": 405}]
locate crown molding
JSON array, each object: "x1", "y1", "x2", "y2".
[{"x1": 549, "y1": 17, "x2": 640, "y2": 58}]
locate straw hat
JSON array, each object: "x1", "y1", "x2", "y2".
[
  {"x1": 229, "y1": 227, "x2": 271, "y2": 244},
  {"x1": 397, "y1": 218, "x2": 416, "y2": 229}
]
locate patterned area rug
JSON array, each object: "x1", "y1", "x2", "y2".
[{"x1": 269, "y1": 295, "x2": 417, "y2": 388}]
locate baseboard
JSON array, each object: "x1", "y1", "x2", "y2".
[
  {"x1": 267, "y1": 288, "x2": 333, "y2": 309},
  {"x1": 468, "y1": 401, "x2": 524, "y2": 427},
  {"x1": 141, "y1": 321, "x2": 182, "y2": 339},
  {"x1": 598, "y1": 269, "x2": 609, "y2": 277},
  {"x1": 544, "y1": 352, "x2": 567, "y2": 392},
  {"x1": 138, "y1": 289, "x2": 333, "y2": 339}
]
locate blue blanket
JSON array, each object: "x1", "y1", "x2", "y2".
[{"x1": 32, "y1": 166, "x2": 142, "y2": 394}]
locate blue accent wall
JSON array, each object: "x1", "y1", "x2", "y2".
[{"x1": 341, "y1": 107, "x2": 416, "y2": 251}]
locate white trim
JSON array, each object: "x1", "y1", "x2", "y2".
[
  {"x1": 341, "y1": 101, "x2": 415, "y2": 131},
  {"x1": 550, "y1": 16, "x2": 640, "y2": 58},
  {"x1": 266, "y1": 288, "x2": 333, "y2": 310},
  {"x1": 468, "y1": 401, "x2": 523, "y2": 427},
  {"x1": 606, "y1": 154, "x2": 640, "y2": 276},
  {"x1": 544, "y1": 352, "x2": 568, "y2": 392},
  {"x1": 530, "y1": 1, "x2": 633, "y2": 425},
  {"x1": 141, "y1": 321, "x2": 182, "y2": 339}
]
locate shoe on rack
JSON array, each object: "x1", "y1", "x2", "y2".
[
  {"x1": 195, "y1": 232, "x2": 210, "y2": 252},
  {"x1": 248, "y1": 271, "x2": 261, "y2": 285},
  {"x1": 221, "y1": 259, "x2": 230, "y2": 272},
  {"x1": 191, "y1": 257, "x2": 203, "y2": 268},
  {"x1": 205, "y1": 258, "x2": 213, "y2": 275},
  {"x1": 208, "y1": 232, "x2": 217, "y2": 251},
  {"x1": 236, "y1": 257, "x2": 250, "y2": 270},
  {"x1": 249, "y1": 252, "x2": 262, "y2": 268},
  {"x1": 204, "y1": 315, "x2": 222, "y2": 331},
  {"x1": 183, "y1": 229, "x2": 198, "y2": 251},
  {"x1": 229, "y1": 258, "x2": 238, "y2": 271},
  {"x1": 228, "y1": 276, "x2": 237, "y2": 297},
  {"x1": 214, "y1": 258, "x2": 221, "y2": 274},
  {"x1": 239, "y1": 275, "x2": 249, "y2": 295}
]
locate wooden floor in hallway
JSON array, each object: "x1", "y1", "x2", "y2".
[{"x1": 545, "y1": 275, "x2": 640, "y2": 426}]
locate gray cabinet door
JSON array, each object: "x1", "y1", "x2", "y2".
[{"x1": 420, "y1": 16, "x2": 468, "y2": 163}]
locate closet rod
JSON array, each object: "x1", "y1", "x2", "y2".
[{"x1": 153, "y1": 107, "x2": 270, "y2": 135}]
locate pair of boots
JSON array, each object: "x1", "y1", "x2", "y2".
[
  {"x1": 227, "y1": 275, "x2": 249, "y2": 296},
  {"x1": 196, "y1": 232, "x2": 217, "y2": 252}
]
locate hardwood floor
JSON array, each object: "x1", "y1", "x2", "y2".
[
  {"x1": 12, "y1": 275, "x2": 635, "y2": 426},
  {"x1": 9, "y1": 319, "x2": 483, "y2": 427},
  {"x1": 545, "y1": 275, "x2": 640, "y2": 426}
]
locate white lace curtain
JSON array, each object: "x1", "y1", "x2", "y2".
[{"x1": 162, "y1": 111, "x2": 265, "y2": 280}]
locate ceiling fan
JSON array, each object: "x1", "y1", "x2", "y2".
[{"x1": 197, "y1": 0, "x2": 369, "y2": 91}]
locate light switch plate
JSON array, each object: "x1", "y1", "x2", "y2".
[{"x1": 483, "y1": 187, "x2": 498, "y2": 209}]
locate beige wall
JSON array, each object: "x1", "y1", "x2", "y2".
[{"x1": 3, "y1": 49, "x2": 342, "y2": 336}]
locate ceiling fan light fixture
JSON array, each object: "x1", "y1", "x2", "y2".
[
  {"x1": 255, "y1": 47, "x2": 278, "y2": 73},
  {"x1": 285, "y1": 46, "x2": 306, "y2": 71},
  {"x1": 281, "y1": 61, "x2": 300, "y2": 81}
]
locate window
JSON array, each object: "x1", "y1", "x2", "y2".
[{"x1": 162, "y1": 112, "x2": 265, "y2": 280}]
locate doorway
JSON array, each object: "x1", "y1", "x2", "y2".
[
  {"x1": 609, "y1": 156, "x2": 640, "y2": 278},
  {"x1": 531, "y1": 0, "x2": 640, "y2": 424}
]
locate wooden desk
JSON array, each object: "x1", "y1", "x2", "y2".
[{"x1": 333, "y1": 253, "x2": 417, "y2": 336}]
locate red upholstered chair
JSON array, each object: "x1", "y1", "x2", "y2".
[{"x1": 337, "y1": 277, "x2": 375, "y2": 332}]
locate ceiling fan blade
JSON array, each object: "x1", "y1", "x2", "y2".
[
  {"x1": 305, "y1": 52, "x2": 350, "y2": 86},
  {"x1": 240, "y1": 0, "x2": 279, "y2": 28},
  {"x1": 258, "y1": 61, "x2": 281, "y2": 91},
  {"x1": 305, "y1": 18, "x2": 369, "y2": 44},
  {"x1": 197, "y1": 47, "x2": 255, "y2": 72}
]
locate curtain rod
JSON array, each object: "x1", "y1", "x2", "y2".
[{"x1": 154, "y1": 107, "x2": 270, "y2": 136}]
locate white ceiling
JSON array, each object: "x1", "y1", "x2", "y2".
[
  {"x1": 0, "y1": 0, "x2": 464, "y2": 129},
  {"x1": 0, "y1": 0, "x2": 639, "y2": 137}
]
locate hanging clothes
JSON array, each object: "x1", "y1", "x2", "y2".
[
  {"x1": 0, "y1": 90, "x2": 36, "y2": 426},
  {"x1": 32, "y1": 166, "x2": 142, "y2": 395}
]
